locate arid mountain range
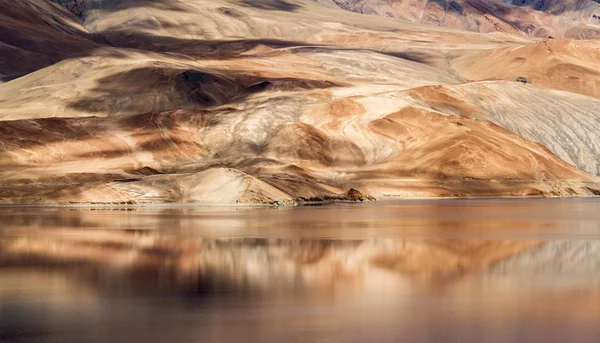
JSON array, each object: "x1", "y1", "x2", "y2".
[
  {"x1": 324, "y1": 0, "x2": 600, "y2": 38},
  {"x1": 0, "y1": 0, "x2": 599, "y2": 205}
]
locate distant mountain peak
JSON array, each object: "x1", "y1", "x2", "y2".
[{"x1": 326, "y1": 0, "x2": 600, "y2": 38}]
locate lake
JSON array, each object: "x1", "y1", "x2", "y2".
[{"x1": 1, "y1": 199, "x2": 599, "y2": 342}]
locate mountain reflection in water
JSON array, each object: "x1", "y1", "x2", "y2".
[{"x1": 1, "y1": 199, "x2": 599, "y2": 343}]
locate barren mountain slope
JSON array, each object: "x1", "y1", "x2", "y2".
[
  {"x1": 325, "y1": 0, "x2": 600, "y2": 38},
  {"x1": 0, "y1": 46, "x2": 458, "y2": 120},
  {"x1": 0, "y1": 0, "x2": 598, "y2": 204},
  {"x1": 0, "y1": 0, "x2": 533, "y2": 120},
  {"x1": 0, "y1": 0, "x2": 99, "y2": 82},
  {"x1": 1, "y1": 89, "x2": 596, "y2": 204},
  {"x1": 405, "y1": 82, "x2": 600, "y2": 175},
  {"x1": 452, "y1": 39, "x2": 600, "y2": 98}
]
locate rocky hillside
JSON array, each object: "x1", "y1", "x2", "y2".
[
  {"x1": 0, "y1": 0, "x2": 598, "y2": 205},
  {"x1": 325, "y1": 0, "x2": 600, "y2": 38}
]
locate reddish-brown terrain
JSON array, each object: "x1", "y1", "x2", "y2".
[
  {"x1": 326, "y1": 0, "x2": 600, "y2": 38},
  {"x1": 0, "y1": 0, "x2": 599, "y2": 205}
]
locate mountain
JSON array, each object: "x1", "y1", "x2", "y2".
[
  {"x1": 325, "y1": 0, "x2": 600, "y2": 38},
  {"x1": 0, "y1": 0, "x2": 598, "y2": 205},
  {"x1": 0, "y1": 0, "x2": 103, "y2": 82}
]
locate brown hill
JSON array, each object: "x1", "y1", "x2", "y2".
[
  {"x1": 0, "y1": 0, "x2": 99, "y2": 82},
  {"x1": 452, "y1": 38, "x2": 600, "y2": 98},
  {"x1": 0, "y1": 0, "x2": 598, "y2": 204}
]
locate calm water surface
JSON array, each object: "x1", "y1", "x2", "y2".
[{"x1": 1, "y1": 198, "x2": 599, "y2": 342}]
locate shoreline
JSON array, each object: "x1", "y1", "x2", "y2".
[{"x1": 1, "y1": 194, "x2": 599, "y2": 210}]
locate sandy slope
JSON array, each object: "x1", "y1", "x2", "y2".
[
  {"x1": 406, "y1": 82, "x2": 600, "y2": 175},
  {"x1": 452, "y1": 39, "x2": 600, "y2": 98},
  {"x1": 0, "y1": 0, "x2": 599, "y2": 204}
]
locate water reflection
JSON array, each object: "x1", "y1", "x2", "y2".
[{"x1": 1, "y1": 199, "x2": 599, "y2": 342}]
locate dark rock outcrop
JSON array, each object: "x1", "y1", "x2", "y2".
[{"x1": 57, "y1": 0, "x2": 86, "y2": 18}]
